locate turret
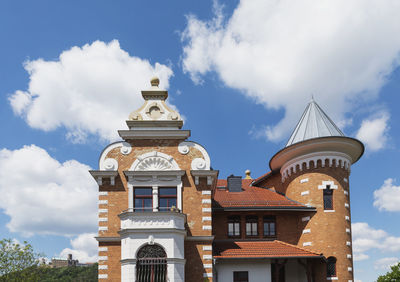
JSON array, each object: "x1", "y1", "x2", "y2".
[{"x1": 269, "y1": 99, "x2": 364, "y2": 281}]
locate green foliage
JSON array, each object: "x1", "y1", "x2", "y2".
[
  {"x1": 377, "y1": 262, "x2": 400, "y2": 282},
  {"x1": 0, "y1": 238, "x2": 41, "y2": 281}
]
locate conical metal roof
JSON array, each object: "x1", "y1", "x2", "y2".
[{"x1": 286, "y1": 99, "x2": 344, "y2": 147}]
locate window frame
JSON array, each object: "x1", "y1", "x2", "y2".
[
  {"x1": 134, "y1": 187, "x2": 153, "y2": 212},
  {"x1": 227, "y1": 216, "x2": 241, "y2": 238},
  {"x1": 245, "y1": 216, "x2": 258, "y2": 237},
  {"x1": 323, "y1": 185, "x2": 334, "y2": 210},
  {"x1": 263, "y1": 216, "x2": 276, "y2": 238},
  {"x1": 233, "y1": 271, "x2": 249, "y2": 282},
  {"x1": 326, "y1": 256, "x2": 337, "y2": 277},
  {"x1": 158, "y1": 187, "x2": 177, "y2": 212}
]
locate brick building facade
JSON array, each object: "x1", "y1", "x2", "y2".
[{"x1": 90, "y1": 78, "x2": 363, "y2": 282}]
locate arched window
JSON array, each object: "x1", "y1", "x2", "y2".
[
  {"x1": 136, "y1": 244, "x2": 167, "y2": 282},
  {"x1": 327, "y1": 256, "x2": 337, "y2": 277},
  {"x1": 323, "y1": 185, "x2": 334, "y2": 210}
]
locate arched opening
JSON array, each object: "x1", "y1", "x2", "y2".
[
  {"x1": 136, "y1": 244, "x2": 167, "y2": 282},
  {"x1": 326, "y1": 256, "x2": 337, "y2": 277}
]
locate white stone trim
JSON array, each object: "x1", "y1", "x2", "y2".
[
  {"x1": 302, "y1": 216, "x2": 310, "y2": 222},
  {"x1": 345, "y1": 203, "x2": 350, "y2": 208},
  {"x1": 203, "y1": 273, "x2": 213, "y2": 277},
  {"x1": 346, "y1": 241, "x2": 351, "y2": 246},
  {"x1": 130, "y1": 151, "x2": 181, "y2": 171},
  {"x1": 99, "y1": 200, "x2": 108, "y2": 205},
  {"x1": 99, "y1": 191, "x2": 108, "y2": 196},
  {"x1": 346, "y1": 228, "x2": 351, "y2": 233},
  {"x1": 347, "y1": 254, "x2": 352, "y2": 259},
  {"x1": 202, "y1": 199, "x2": 211, "y2": 204},
  {"x1": 302, "y1": 229, "x2": 311, "y2": 234},
  {"x1": 280, "y1": 151, "x2": 351, "y2": 181},
  {"x1": 98, "y1": 274, "x2": 108, "y2": 279},
  {"x1": 203, "y1": 255, "x2": 212, "y2": 260},
  {"x1": 99, "y1": 141, "x2": 125, "y2": 170},
  {"x1": 303, "y1": 242, "x2": 312, "y2": 246},
  {"x1": 202, "y1": 216, "x2": 212, "y2": 222},
  {"x1": 327, "y1": 277, "x2": 338, "y2": 280},
  {"x1": 98, "y1": 256, "x2": 108, "y2": 261},
  {"x1": 318, "y1": 180, "x2": 338, "y2": 190},
  {"x1": 344, "y1": 190, "x2": 349, "y2": 195},
  {"x1": 99, "y1": 247, "x2": 108, "y2": 252},
  {"x1": 98, "y1": 264, "x2": 108, "y2": 270},
  {"x1": 99, "y1": 209, "x2": 108, "y2": 214},
  {"x1": 202, "y1": 208, "x2": 211, "y2": 213},
  {"x1": 178, "y1": 141, "x2": 211, "y2": 170},
  {"x1": 202, "y1": 225, "x2": 212, "y2": 230},
  {"x1": 345, "y1": 216, "x2": 350, "y2": 221},
  {"x1": 202, "y1": 190, "x2": 212, "y2": 195},
  {"x1": 204, "y1": 264, "x2": 212, "y2": 268},
  {"x1": 344, "y1": 178, "x2": 348, "y2": 183},
  {"x1": 203, "y1": 246, "x2": 212, "y2": 251},
  {"x1": 300, "y1": 178, "x2": 309, "y2": 183},
  {"x1": 324, "y1": 210, "x2": 335, "y2": 213},
  {"x1": 99, "y1": 226, "x2": 108, "y2": 231},
  {"x1": 348, "y1": 267, "x2": 353, "y2": 272},
  {"x1": 98, "y1": 217, "x2": 108, "y2": 222},
  {"x1": 301, "y1": 191, "x2": 310, "y2": 196}
]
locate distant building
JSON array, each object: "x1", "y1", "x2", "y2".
[
  {"x1": 50, "y1": 254, "x2": 79, "y2": 268},
  {"x1": 90, "y1": 78, "x2": 363, "y2": 281}
]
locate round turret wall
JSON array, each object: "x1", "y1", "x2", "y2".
[{"x1": 283, "y1": 159, "x2": 353, "y2": 281}]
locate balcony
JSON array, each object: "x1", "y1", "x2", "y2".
[{"x1": 119, "y1": 208, "x2": 186, "y2": 231}]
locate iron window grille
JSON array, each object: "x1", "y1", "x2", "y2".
[
  {"x1": 326, "y1": 256, "x2": 337, "y2": 277},
  {"x1": 323, "y1": 185, "x2": 334, "y2": 210}
]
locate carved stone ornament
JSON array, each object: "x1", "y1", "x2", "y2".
[
  {"x1": 103, "y1": 158, "x2": 118, "y2": 171},
  {"x1": 178, "y1": 142, "x2": 190, "y2": 155},
  {"x1": 137, "y1": 244, "x2": 167, "y2": 259},
  {"x1": 191, "y1": 158, "x2": 207, "y2": 170},
  {"x1": 136, "y1": 157, "x2": 174, "y2": 171},
  {"x1": 120, "y1": 142, "x2": 132, "y2": 155}
]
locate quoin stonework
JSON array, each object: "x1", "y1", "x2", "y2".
[{"x1": 90, "y1": 77, "x2": 363, "y2": 282}]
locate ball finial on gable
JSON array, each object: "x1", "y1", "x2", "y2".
[{"x1": 151, "y1": 76, "x2": 160, "y2": 87}]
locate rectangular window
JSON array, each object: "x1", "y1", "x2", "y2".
[
  {"x1": 263, "y1": 216, "x2": 276, "y2": 237},
  {"x1": 323, "y1": 185, "x2": 333, "y2": 210},
  {"x1": 159, "y1": 187, "x2": 177, "y2": 211},
  {"x1": 246, "y1": 216, "x2": 258, "y2": 236},
  {"x1": 134, "y1": 188, "x2": 152, "y2": 212},
  {"x1": 228, "y1": 216, "x2": 241, "y2": 237},
  {"x1": 233, "y1": 271, "x2": 248, "y2": 282}
]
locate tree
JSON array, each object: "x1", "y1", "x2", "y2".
[
  {"x1": 377, "y1": 262, "x2": 400, "y2": 282},
  {"x1": 0, "y1": 238, "x2": 42, "y2": 281}
]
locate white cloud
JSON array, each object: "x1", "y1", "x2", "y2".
[
  {"x1": 182, "y1": 0, "x2": 400, "y2": 141},
  {"x1": 0, "y1": 145, "x2": 97, "y2": 236},
  {"x1": 373, "y1": 178, "x2": 400, "y2": 212},
  {"x1": 356, "y1": 112, "x2": 390, "y2": 151},
  {"x1": 59, "y1": 233, "x2": 98, "y2": 263},
  {"x1": 9, "y1": 40, "x2": 173, "y2": 143},
  {"x1": 374, "y1": 257, "x2": 399, "y2": 270},
  {"x1": 352, "y1": 222, "x2": 400, "y2": 261}
]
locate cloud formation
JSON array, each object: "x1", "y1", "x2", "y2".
[
  {"x1": 0, "y1": 145, "x2": 97, "y2": 236},
  {"x1": 373, "y1": 178, "x2": 400, "y2": 212},
  {"x1": 9, "y1": 40, "x2": 173, "y2": 143},
  {"x1": 182, "y1": 0, "x2": 400, "y2": 141},
  {"x1": 356, "y1": 112, "x2": 390, "y2": 152},
  {"x1": 59, "y1": 233, "x2": 98, "y2": 263},
  {"x1": 374, "y1": 257, "x2": 399, "y2": 270}
]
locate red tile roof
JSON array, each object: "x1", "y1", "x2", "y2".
[
  {"x1": 213, "y1": 179, "x2": 308, "y2": 208},
  {"x1": 214, "y1": 240, "x2": 322, "y2": 258}
]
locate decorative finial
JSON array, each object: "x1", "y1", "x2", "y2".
[
  {"x1": 310, "y1": 94, "x2": 315, "y2": 102},
  {"x1": 150, "y1": 76, "x2": 160, "y2": 87},
  {"x1": 245, "y1": 169, "x2": 252, "y2": 179}
]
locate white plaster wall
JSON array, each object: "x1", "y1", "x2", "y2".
[
  {"x1": 285, "y1": 259, "x2": 308, "y2": 282},
  {"x1": 167, "y1": 261, "x2": 185, "y2": 282},
  {"x1": 216, "y1": 260, "x2": 272, "y2": 282}
]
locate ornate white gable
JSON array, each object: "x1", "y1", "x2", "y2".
[{"x1": 130, "y1": 151, "x2": 180, "y2": 171}]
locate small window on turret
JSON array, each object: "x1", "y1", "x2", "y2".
[
  {"x1": 323, "y1": 185, "x2": 333, "y2": 210},
  {"x1": 327, "y1": 256, "x2": 337, "y2": 277}
]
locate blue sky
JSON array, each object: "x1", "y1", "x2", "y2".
[{"x1": 1, "y1": 1, "x2": 400, "y2": 281}]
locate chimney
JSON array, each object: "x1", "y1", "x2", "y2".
[{"x1": 227, "y1": 175, "x2": 242, "y2": 192}]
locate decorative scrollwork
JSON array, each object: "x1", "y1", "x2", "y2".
[{"x1": 137, "y1": 244, "x2": 167, "y2": 258}]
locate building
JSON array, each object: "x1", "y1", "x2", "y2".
[
  {"x1": 90, "y1": 77, "x2": 363, "y2": 281},
  {"x1": 50, "y1": 254, "x2": 79, "y2": 268}
]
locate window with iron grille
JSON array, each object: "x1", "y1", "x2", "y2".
[
  {"x1": 246, "y1": 216, "x2": 258, "y2": 236},
  {"x1": 263, "y1": 216, "x2": 276, "y2": 237},
  {"x1": 326, "y1": 256, "x2": 336, "y2": 277},
  {"x1": 159, "y1": 187, "x2": 177, "y2": 211},
  {"x1": 136, "y1": 244, "x2": 167, "y2": 282},
  {"x1": 134, "y1": 188, "x2": 153, "y2": 212},
  {"x1": 323, "y1": 185, "x2": 333, "y2": 210},
  {"x1": 233, "y1": 271, "x2": 248, "y2": 282},
  {"x1": 228, "y1": 216, "x2": 241, "y2": 237}
]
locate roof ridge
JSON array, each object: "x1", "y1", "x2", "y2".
[{"x1": 274, "y1": 240, "x2": 322, "y2": 256}]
